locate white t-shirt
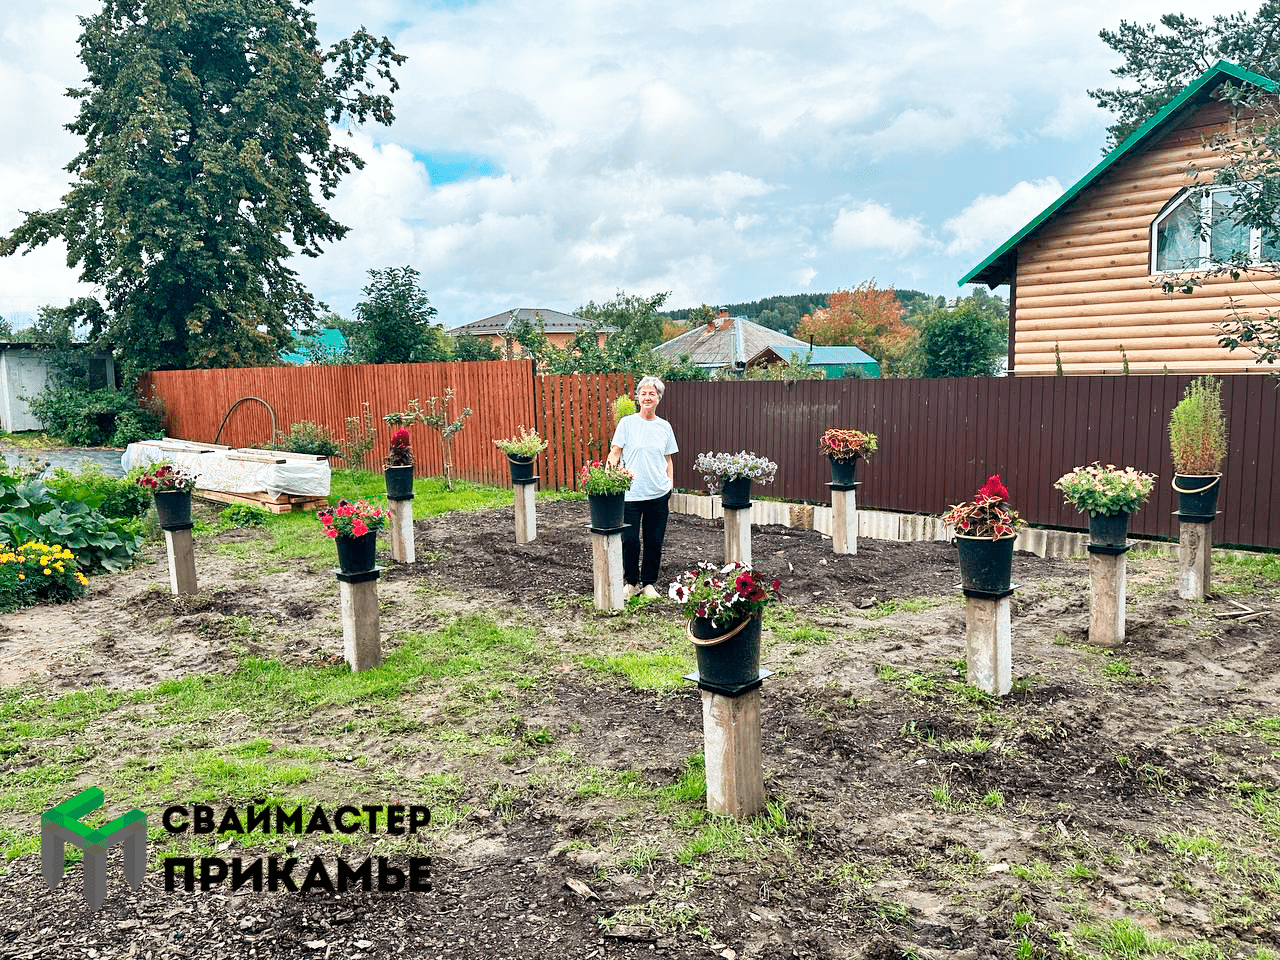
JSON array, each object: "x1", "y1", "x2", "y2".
[{"x1": 610, "y1": 414, "x2": 678, "y2": 501}]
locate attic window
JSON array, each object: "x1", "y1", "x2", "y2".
[{"x1": 1152, "y1": 186, "x2": 1280, "y2": 272}]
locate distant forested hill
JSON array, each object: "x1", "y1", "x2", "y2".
[{"x1": 664, "y1": 289, "x2": 941, "y2": 335}]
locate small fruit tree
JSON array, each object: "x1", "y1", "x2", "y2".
[{"x1": 385, "y1": 389, "x2": 473, "y2": 490}]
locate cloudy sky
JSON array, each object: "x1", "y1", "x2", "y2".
[{"x1": 0, "y1": 0, "x2": 1254, "y2": 330}]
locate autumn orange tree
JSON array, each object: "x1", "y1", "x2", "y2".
[{"x1": 794, "y1": 281, "x2": 915, "y2": 372}]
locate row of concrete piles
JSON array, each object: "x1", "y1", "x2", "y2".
[{"x1": 156, "y1": 480, "x2": 1218, "y2": 822}]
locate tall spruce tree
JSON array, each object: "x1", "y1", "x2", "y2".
[
  {"x1": 1089, "y1": 2, "x2": 1280, "y2": 149},
  {"x1": 1, "y1": 0, "x2": 404, "y2": 375}
]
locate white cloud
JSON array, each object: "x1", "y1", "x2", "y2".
[
  {"x1": 831, "y1": 202, "x2": 931, "y2": 256},
  {"x1": 943, "y1": 178, "x2": 1065, "y2": 255},
  {"x1": 0, "y1": 0, "x2": 1255, "y2": 327}
]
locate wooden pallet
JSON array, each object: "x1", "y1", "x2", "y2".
[{"x1": 195, "y1": 488, "x2": 329, "y2": 514}]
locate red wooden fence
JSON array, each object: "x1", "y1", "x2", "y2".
[
  {"x1": 144, "y1": 366, "x2": 1280, "y2": 548},
  {"x1": 143, "y1": 361, "x2": 538, "y2": 487}
]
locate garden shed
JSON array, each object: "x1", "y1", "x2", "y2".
[
  {"x1": 0, "y1": 341, "x2": 116, "y2": 432},
  {"x1": 962, "y1": 60, "x2": 1280, "y2": 376}
]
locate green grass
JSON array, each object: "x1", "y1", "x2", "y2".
[
  {"x1": 1073, "y1": 918, "x2": 1167, "y2": 957},
  {"x1": 221, "y1": 471, "x2": 514, "y2": 565},
  {"x1": 863, "y1": 596, "x2": 948, "y2": 620},
  {"x1": 575, "y1": 647, "x2": 692, "y2": 693}
]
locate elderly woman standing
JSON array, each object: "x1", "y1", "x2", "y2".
[{"x1": 608, "y1": 376, "x2": 679, "y2": 599}]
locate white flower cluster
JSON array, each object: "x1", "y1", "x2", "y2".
[
  {"x1": 693, "y1": 451, "x2": 778, "y2": 484},
  {"x1": 1054, "y1": 463, "x2": 1156, "y2": 515}
]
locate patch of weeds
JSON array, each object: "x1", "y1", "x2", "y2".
[
  {"x1": 1074, "y1": 918, "x2": 1168, "y2": 956},
  {"x1": 939, "y1": 736, "x2": 992, "y2": 755},
  {"x1": 864, "y1": 596, "x2": 945, "y2": 620},
  {"x1": 600, "y1": 898, "x2": 698, "y2": 936},
  {"x1": 1010, "y1": 860, "x2": 1055, "y2": 886},
  {"x1": 1064, "y1": 862, "x2": 1096, "y2": 882},
  {"x1": 1236, "y1": 783, "x2": 1280, "y2": 837},
  {"x1": 875, "y1": 665, "x2": 939, "y2": 697},
  {"x1": 981, "y1": 790, "x2": 1006, "y2": 809},
  {"x1": 575, "y1": 646, "x2": 691, "y2": 693},
  {"x1": 620, "y1": 842, "x2": 659, "y2": 873},
  {"x1": 1100, "y1": 654, "x2": 1143, "y2": 684},
  {"x1": 930, "y1": 783, "x2": 957, "y2": 811},
  {"x1": 675, "y1": 800, "x2": 795, "y2": 866}
]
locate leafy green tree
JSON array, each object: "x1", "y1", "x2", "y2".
[
  {"x1": 910, "y1": 291, "x2": 1008, "y2": 378},
  {"x1": 577, "y1": 291, "x2": 670, "y2": 349},
  {"x1": 1, "y1": 0, "x2": 404, "y2": 376},
  {"x1": 1089, "y1": 3, "x2": 1280, "y2": 149},
  {"x1": 0, "y1": 317, "x2": 12, "y2": 339},
  {"x1": 450, "y1": 332, "x2": 502, "y2": 362},
  {"x1": 342, "y1": 266, "x2": 448, "y2": 364}
]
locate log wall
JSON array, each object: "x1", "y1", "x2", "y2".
[{"x1": 1014, "y1": 101, "x2": 1280, "y2": 375}]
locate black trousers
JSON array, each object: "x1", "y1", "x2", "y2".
[{"x1": 622, "y1": 492, "x2": 670, "y2": 587}]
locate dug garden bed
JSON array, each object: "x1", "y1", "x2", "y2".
[{"x1": 1, "y1": 497, "x2": 1278, "y2": 960}]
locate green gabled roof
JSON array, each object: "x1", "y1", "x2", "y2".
[{"x1": 960, "y1": 60, "x2": 1277, "y2": 288}]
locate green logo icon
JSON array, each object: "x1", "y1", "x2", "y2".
[{"x1": 42, "y1": 787, "x2": 147, "y2": 911}]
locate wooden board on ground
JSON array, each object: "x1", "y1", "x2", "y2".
[{"x1": 195, "y1": 488, "x2": 329, "y2": 514}]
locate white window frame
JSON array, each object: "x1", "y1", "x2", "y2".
[{"x1": 1151, "y1": 186, "x2": 1271, "y2": 275}]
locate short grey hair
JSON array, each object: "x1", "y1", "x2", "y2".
[{"x1": 636, "y1": 376, "x2": 665, "y2": 399}]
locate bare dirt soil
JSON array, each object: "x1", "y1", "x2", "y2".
[{"x1": 1, "y1": 500, "x2": 1278, "y2": 960}]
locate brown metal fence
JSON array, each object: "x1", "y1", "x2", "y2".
[
  {"x1": 662, "y1": 375, "x2": 1280, "y2": 549},
  {"x1": 143, "y1": 366, "x2": 1280, "y2": 548}
]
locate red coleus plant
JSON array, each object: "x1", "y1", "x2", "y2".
[
  {"x1": 317, "y1": 499, "x2": 388, "y2": 540},
  {"x1": 941, "y1": 474, "x2": 1026, "y2": 540},
  {"x1": 385, "y1": 428, "x2": 413, "y2": 467}
]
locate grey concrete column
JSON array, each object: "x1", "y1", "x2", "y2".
[
  {"x1": 339, "y1": 571, "x2": 382, "y2": 672},
  {"x1": 701, "y1": 688, "x2": 765, "y2": 818},
  {"x1": 388, "y1": 499, "x2": 415, "y2": 564},
  {"x1": 1177, "y1": 520, "x2": 1213, "y2": 600},
  {"x1": 591, "y1": 531, "x2": 625, "y2": 611},
  {"x1": 163, "y1": 527, "x2": 198, "y2": 596},
  {"x1": 514, "y1": 482, "x2": 537, "y2": 544},
  {"x1": 1088, "y1": 548, "x2": 1127, "y2": 645},
  {"x1": 723, "y1": 507, "x2": 752, "y2": 566},
  {"x1": 965, "y1": 595, "x2": 1012, "y2": 696},
  {"x1": 831, "y1": 487, "x2": 858, "y2": 555}
]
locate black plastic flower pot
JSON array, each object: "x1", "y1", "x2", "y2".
[
  {"x1": 1172, "y1": 474, "x2": 1221, "y2": 522},
  {"x1": 335, "y1": 532, "x2": 378, "y2": 575},
  {"x1": 1088, "y1": 511, "x2": 1130, "y2": 547},
  {"x1": 153, "y1": 490, "x2": 192, "y2": 530},
  {"x1": 384, "y1": 465, "x2": 415, "y2": 501},
  {"x1": 954, "y1": 534, "x2": 1015, "y2": 595},
  {"x1": 828, "y1": 455, "x2": 857, "y2": 488},
  {"x1": 688, "y1": 613, "x2": 762, "y2": 689},
  {"x1": 508, "y1": 455, "x2": 536, "y2": 484},
  {"x1": 720, "y1": 476, "x2": 752, "y2": 510},
  {"x1": 588, "y1": 492, "x2": 625, "y2": 531}
]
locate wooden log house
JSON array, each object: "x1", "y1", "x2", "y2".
[{"x1": 963, "y1": 61, "x2": 1280, "y2": 376}]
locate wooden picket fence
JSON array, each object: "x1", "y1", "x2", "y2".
[{"x1": 142, "y1": 362, "x2": 632, "y2": 491}]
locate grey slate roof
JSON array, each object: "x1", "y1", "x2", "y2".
[
  {"x1": 450, "y1": 308, "x2": 603, "y2": 336},
  {"x1": 654, "y1": 317, "x2": 815, "y2": 369}
]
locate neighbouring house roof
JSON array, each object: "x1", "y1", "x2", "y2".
[
  {"x1": 747, "y1": 343, "x2": 882, "y2": 378},
  {"x1": 450, "y1": 308, "x2": 606, "y2": 337},
  {"x1": 961, "y1": 60, "x2": 1278, "y2": 288},
  {"x1": 654, "y1": 316, "x2": 816, "y2": 369}
]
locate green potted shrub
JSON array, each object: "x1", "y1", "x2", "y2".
[
  {"x1": 383, "y1": 429, "x2": 414, "y2": 500},
  {"x1": 941, "y1": 475, "x2": 1026, "y2": 595},
  {"x1": 494, "y1": 426, "x2": 548, "y2": 484},
  {"x1": 578, "y1": 460, "x2": 632, "y2": 530},
  {"x1": 135, "y1": 461, "x2": 199, "y2": 530},
  {"x1": 1054, "y1": 463, "x2": 1156, "y2": 547},
  {"x1": 318, "y1": 499, "x2": 388, "y2": 574},
  {"x1": 1169, "y1": 376, "x2": 1228, "y2": 521},
  {"x1": 669, "y1": 561, "x2": 780, "y2": 691},
  {"x1": 817, "y1": 427, "x2": 878, "y2": 488},
  {"x1": 693, "y1": 451, "x2": 778, "y2": 510}
]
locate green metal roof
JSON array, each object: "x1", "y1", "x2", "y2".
[{"x1": 959, "y1": 60, "x2": 1277, "y2": 288}]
